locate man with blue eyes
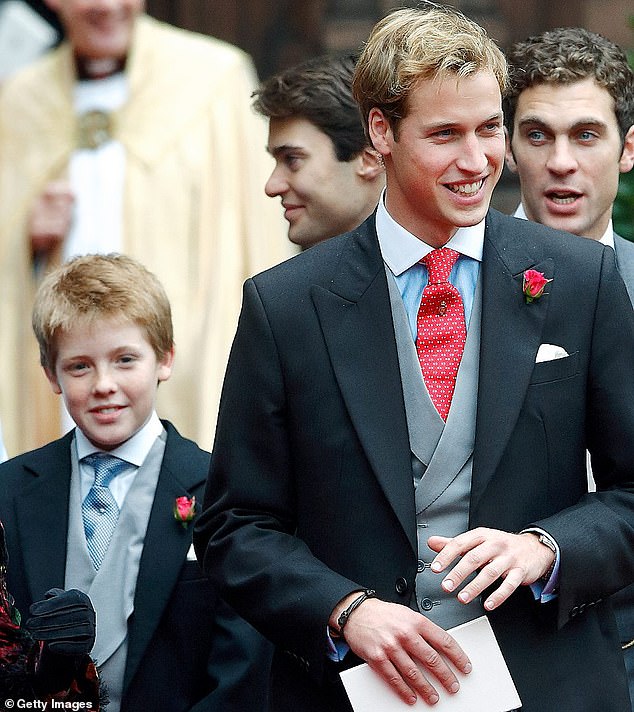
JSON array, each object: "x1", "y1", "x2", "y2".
[
  {"x1": 504, "y1": 28, "x2": 634, "y2": 297},
  {"x1": 504, "y1": 27, "x2": 634, "y2": 708}
]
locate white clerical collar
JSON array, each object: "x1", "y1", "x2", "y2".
[
  {"x1": 75, "y1": 410, "x2": 163, "y2": 466},
  {"x1": 514, "y1": 202, "x2": 614, "y2": 249},
  {"x1": 376, "y1": 190, "x2": 485, "y2": 276}
]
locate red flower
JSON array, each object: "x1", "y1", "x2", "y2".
[
  {"x1": 522, "y1": 269, "x2": 551, "y2": 303},
  {"x1": 173, "y1": 496, "x2": 196, "y2": 528}
]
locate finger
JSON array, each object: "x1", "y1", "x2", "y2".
[
  {"x1": 482, "y1": 571, "x2": 525, "y2": 610},
  {"x1": 439, "y1": 544, "x2": 494, "y2": 594},
  {"x1": 29, "y1": 589, "x2": 92, "y2": 615},
  {"x1": 47, "y1": 638, "x2": 94, "y2": 656},
  {"x1": 406, "y1": 636, "x2": 463, "y2": 700},
  {"x1": 427, "y1": 535, "x2": 451, "y2": 555},
  {"x1": 420, "y1": 624, "x2": 472, "y2": 678},
  {"x1": 429, "y1": 531, "x2": 486, "y2": 573},
  {"x1": 368, "y1": 651, "x2": 439, "y2": 706}
]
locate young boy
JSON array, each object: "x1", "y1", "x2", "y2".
[{"x1": 0, "y1": 254, "x2": 270, "y2": 711}]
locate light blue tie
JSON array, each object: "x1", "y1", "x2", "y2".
[{"x1": 82, "y1": 453, "x2": 127, "y2": 569}]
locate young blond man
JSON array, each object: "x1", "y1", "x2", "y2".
[
  {"x1": 0, "y1": 254, "x2": 270, "y2": 712},
  {"x1": 195, "y1": 5, "x2": 634, "y2": 711}
]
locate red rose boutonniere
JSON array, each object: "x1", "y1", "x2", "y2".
[
  {"x1": 173, "y1": 496, "x2": 196, "y2": 528},
  {"x1": 522, "y1": 269, "x2": 551, "y2": 303}
]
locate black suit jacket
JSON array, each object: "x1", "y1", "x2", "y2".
[
  {"x1": 195, "y1": 210, "x2": 634, "y2": 712},
  {"x1": 0, "y1": 420, "x2": 270, "y2": 712}
]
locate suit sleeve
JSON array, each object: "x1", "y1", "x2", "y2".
[
  {"x1": 194, "y1": 278, "x2": 361, "y2": 681},
  {"x1": 533, "y1": 246, "x2": 634, "y2": 628}
]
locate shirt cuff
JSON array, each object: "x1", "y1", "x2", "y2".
[{"x1": 326, "y1": 626, "x2": 350, "y2": 662}]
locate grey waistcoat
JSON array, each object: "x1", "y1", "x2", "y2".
[
  {"x1": 65, "y1": 431, "x2": 166, "y2": 711},
  {"x1": 386, "y1": 268, "x2": 484, "y2": 629}
]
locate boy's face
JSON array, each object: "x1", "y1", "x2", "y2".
[
  {"x1": 265, "y1": 116, "x2": 378, "y2": 249},
  {"x1": 506, "y1": 77, "x2": 634, "y2": 240},
  {"x1": 46, "y1": 318, "x2": 173, "y2": 451},
  {"x1": 45, "y1": 0, "x2": 144, "y2": 61},
  {"x1": 368, "y1": 70, "x2": 505, "y2": 247}
]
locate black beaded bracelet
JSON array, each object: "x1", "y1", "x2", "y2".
[{"x1": 336, "y1": 589, "x2": 376, "y2": 633}]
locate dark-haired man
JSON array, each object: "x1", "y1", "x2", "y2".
[{"x1": 253, "y1": 55, "x2": 384, "y2": 249}]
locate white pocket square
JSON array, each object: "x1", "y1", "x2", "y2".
[
  {"x1": 186, "y1": 543, "x2": 198, "y2": 562},
  {"x1": 535, "y1": 343, "x2": 569, "y2": 363}
]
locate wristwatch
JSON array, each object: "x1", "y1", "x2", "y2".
[{"x1": 537, "y1": 532, "x2": 557, "y2": 583}]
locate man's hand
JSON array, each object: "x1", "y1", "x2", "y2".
[
  {"x1": 330, "y1": 595, "x2": 472, "y2": 706},
  {"x1": 428, "y1": 528, "x2": 556, "y2": 611},
  {"x1": 28, "y1": 180, "x2": 74, "y2": 256}
]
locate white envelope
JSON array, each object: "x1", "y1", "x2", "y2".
[
  {"x1": 535, "y1": 343, "x2": 569, "y2": 363},
  {"x1": 340, "y1": 616, "x2": 521, "y2": 712}
]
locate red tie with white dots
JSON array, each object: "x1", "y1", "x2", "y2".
[{"x1": 416, "y1": 247, "x2": 467, "y2": 421}]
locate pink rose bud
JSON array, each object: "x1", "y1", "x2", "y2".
[
  {"x1": 523, "y1": 269, "x2": 551, "y2": 303},
  {"x1": 173, "y1": 495, "x2": 196, "y2": 527}
]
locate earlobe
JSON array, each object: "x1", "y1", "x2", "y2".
[
  {"x1": 618, "y1": 125, "x2": 634, "y2": 174},
  {"x1": 44, "y1": 367, "x2": 62, "y2": 395},
  {"x1": 356, "y1": 147, "x2": 385, "y2": 181}
]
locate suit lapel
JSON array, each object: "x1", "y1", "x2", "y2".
[
  {"x1": 472, "y1": 211, "x2": 553, "y2": 512},
  {"x1": 311, "y1": 219, "x2": 416, "y2": 552},
  {"x1": 14, "y1": 435, "x2": 74, "y2": 602},
  {"x1": 123, "y1": 423, "x2": 208, "y2": 690}
]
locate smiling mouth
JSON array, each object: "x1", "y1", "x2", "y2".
[
  {"x1": 447, "y1": 179, "x2": 484, "y2": 195},
  {"x1": 92, "y1": 406, "x2": 122, "y2": 415},
  {"x1": 547, "y1": 192, "x2": 581, "y2": 205}
]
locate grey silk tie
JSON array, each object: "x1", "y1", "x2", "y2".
[{"x1": 82, "y1": 453, "x2": 127, "y2": 569}]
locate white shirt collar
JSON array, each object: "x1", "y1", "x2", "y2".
[
  {"x1": 376, "y1": 191, "x2": 485, "y2": 276},
  {"x1": 75, "y1": 410, "x2": 163, "y2": 466},
  {"x1": 514, "y1": 202, "x2": 614, "y2": 249}
]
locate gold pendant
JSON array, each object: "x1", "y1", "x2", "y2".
[{"x1": 78, "y1": 110, "x2": 113, "y2": 150}]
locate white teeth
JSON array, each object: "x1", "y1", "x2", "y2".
[
  {"x1": 551, "y1": 195, "x2": 577, "y2": 204},
  {"x1": 450, "y1": 180, "x2": 483, "y2": 195},
  {"x1": 98, "y1": 407, "x2": 118, "y2": 414}
]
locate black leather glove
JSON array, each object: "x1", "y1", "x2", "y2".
[{"x1": 25, "y1": 588, "x2": 96, "y2": 655}]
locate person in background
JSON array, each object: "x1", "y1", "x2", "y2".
[
  {"x1": 0, "y1": 254, "x2": 271, "y2": 712},
  {"x1": 194, "y1": 5, "x2": 634, "y2": 711},
  {"x1": 503, "y1": 26, "x2": 634, "y2": 707},
  {"x1": 253, "y1": 54, "x2": 384, "y2": 250},
  {"x1": 0, "y1": 0, "x2": 291, "y2": 458}
]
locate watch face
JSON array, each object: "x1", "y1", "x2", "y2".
[{"x1": 539, "y1": 534, "x2": 556, "y2": 553}]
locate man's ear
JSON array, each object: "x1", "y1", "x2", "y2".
[
  {"x1": 44, "y1": 367, "x2": 62, "y2": 395},
  {"x1": 618, "y1": 125, "x2": 634, "y2": 174},
  {"x1": 368, "y1": 108, "x2": 392, "y2": 159},
  {"x1": 356, "y1": 147, "x2": 384, "y2": 181},
  {"x1": 504, "y1": 127, "x2": 518, "y2": 174}
]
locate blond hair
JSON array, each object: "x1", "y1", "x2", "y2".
[
  {"x1": 32, "y1": 253, "x2": 173, "y2": 371},
  {"x1": 352, "y1": 3, "x2": 508, "y2": 138}
]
